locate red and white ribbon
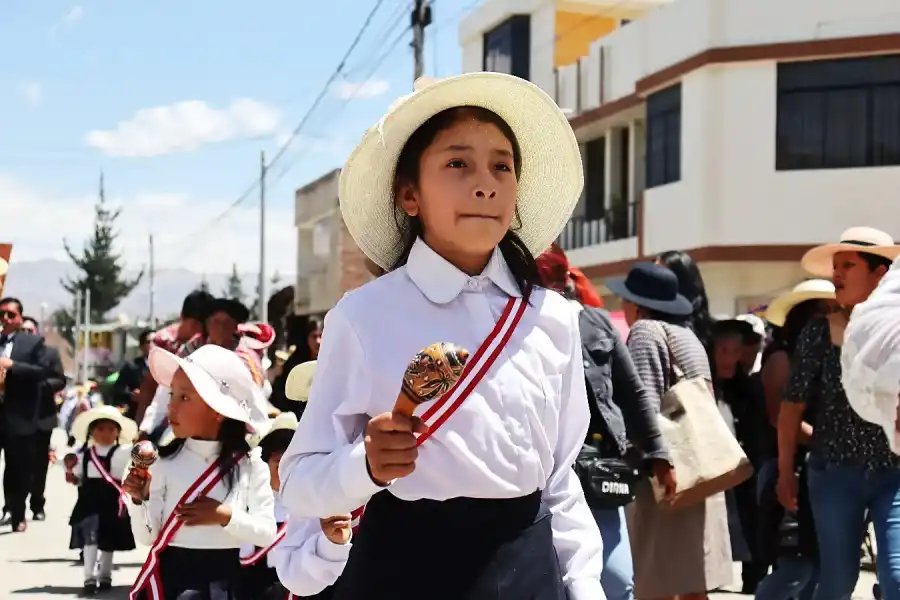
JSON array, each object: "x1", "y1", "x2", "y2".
[
  {"x1": 239, "y1": 522, "x2": 288, "y2": 567},
  {"x1": 88, "y1": 448, "x2": 129, "y2": 518}
]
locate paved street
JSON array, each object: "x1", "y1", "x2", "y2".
[{"x1": 0, "y1": 431, "x2": 880, "y2": 599}]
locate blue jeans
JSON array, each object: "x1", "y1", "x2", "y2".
[
  {"x1": 592, "y1": 507, "x2": 635, "y2": 600},
  {"x1": 754, "y1": 555, "x2": 818, "y2": 600},
  {"x1": 808, "y1": 458, "x2": 900, "y2": 600}
]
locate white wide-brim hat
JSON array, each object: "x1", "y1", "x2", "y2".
[
  {"x1": 802, "y1": 227, "x2": 900, "y2": 278},
  {"x1": 257, "y1": 412, "x2": 299, "y2": 445},
  {"x1": 71, "y1": 405, "x2": 138, "y2": 445},
  {"x1": 765, "y1": 279, "x2": 836, "y2": 327},
  {"x1": 0, "y1": 257, "x2": 7, "y2": 277},
  {"x1": 148, "y1": 345, "x2": 268, "y2": 432},
  {"x1": 339, "y1": 72, "x2": 584, "y2": 270},
  {"x1": 285, "y1": 360, "x2": 317, "y2": 402}
]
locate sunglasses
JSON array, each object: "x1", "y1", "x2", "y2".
[{"x1": 0, "y1": 310, "x2": 19, "y2": 319}]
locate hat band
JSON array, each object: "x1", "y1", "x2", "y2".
[{"x1": 840, "y1": 239, "x2": 878, "y2": 247}]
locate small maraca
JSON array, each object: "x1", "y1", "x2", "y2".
[
  {"x1": 63, "y1": 453, "x2": 78, "y2": 472},
  {"x1": 393, "y1": 342, "x2": 470, "y2": 417},
  {"x1": 130, "y1": 440, "x2": 158, "y2": 477}
]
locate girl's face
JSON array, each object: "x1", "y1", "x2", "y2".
[
  {"x1": 622, "y1": 300, "x2": 640, "y2": 326},
  {"x1": 833, "y1": 251, "x2": 886, "y2": 308},
  {"x1": 307, "y1": 327, "x2": 322, "y2": 359},
  {"x1": 167, "y1": 369, "x2": 224, "y2": 440},
  {"x1": 399, "y1": 117, "x2": 518, "y2": 273},
  {"x1": 714, "y1": 335, "x2": 743, "y2": 379},
  {"x1": 90, "y1": 420, "x2": 120, "y2": 446},
  {"x1": 267, "y1": 450, "x2": 284, "y2": 491}
]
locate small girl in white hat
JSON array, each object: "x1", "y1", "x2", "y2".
[
  {"x1": 278, "y1": 73, "x2": 603, "y2": 600},
  {"x1": 122, "y1": 344, "x2": 277, "y2": 600},
  {"x1": 64, "y1": 405, "x2": 138, "y2": 596}
]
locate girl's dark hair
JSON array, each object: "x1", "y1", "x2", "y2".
[
  {"x1": 859, "y1": 251, "x2": 894, "y2": 273},
  {"x1": 766, "y1": 298, "x2": 829, "y2": 359},
  {"x1": 656, "y1": 250, "x2": 716, "y2": 348},
  {"x1": 290, "y1": 316, "x2": 324, "y2": 364},
  {"x1": 259, "y1": 430, "x2": 295, "y2": 463},
  {"x1": 80, "y1": 418, "x2": 121, "y2": 453},
  {"x1": 159, "y1": 418, "x2": 250, "y2": 494},
  {"x1": 391, "y1": 106, "x2": 539, "y2": 299}
]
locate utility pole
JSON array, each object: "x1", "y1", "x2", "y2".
[
  {"x1": 411, "y1": 0, "x2": 432, "y2": 83},
  {"x1": 148, "y1": 233, "x2": 156, "y2": 328},
  {"x1": 258, "y1": 150, "x2": 268, "y2": 324}
]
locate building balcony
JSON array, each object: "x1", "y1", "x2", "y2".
[{"x1": 557, "y1": 200, "x2": 638, "y2": 251}]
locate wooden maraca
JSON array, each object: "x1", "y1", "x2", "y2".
[
  {"x1": 63, "y1": 453, "x2": 79, "y2": 471},
  {"x1": 393, "y1": 342, "x2": 470, "y2": 417},
  {"x1": 130, "y1": 440, "x2": 159, "y2": 477}
]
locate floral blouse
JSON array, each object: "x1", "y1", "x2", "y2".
[{"x1": 783, "y1": 318, "x2": 900, "y2": 470}]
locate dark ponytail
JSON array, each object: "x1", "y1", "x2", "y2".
[{"x1": 158, "y1": 418, "x2": 250, "y2": 494}]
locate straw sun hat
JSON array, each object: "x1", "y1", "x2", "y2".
[
  {"x1": 285, "y1": 360, "x2": 317, "y2": 402},
  {"x1": 765, "y1": 279, "x2": 836, "y2": 327},
  {"x1": 802, "y1": 227, "x2": 900, "y2": 278},
  {"x1": 339, "y1": 72, "x2": 584, "y2": 270},
  {"x1": 71, "y1": 405, "x2": 138, "y2": 445}
]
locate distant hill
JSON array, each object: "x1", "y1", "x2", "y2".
[{"x1": 2, "y1": 259, "x2": 294, "y2": 322}]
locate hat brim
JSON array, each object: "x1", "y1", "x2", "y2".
[
  {"x1": 71, "y1": 408, "x2": 138, "y2": 445},
  {"x1": 285, "y1": 360, "x2": 317, "y2": 402},
  {"x1": 801, "y1": 244, "x2": 900, "y2": 278},
  {"x1": 765, "y1": 289, "x2": 836, "y2": 327},
  {"x1": 606, "y1": 277, "x2": 694, "y2": 317},
  {"x1": 148, "y1": 348, "x2": 258, "y2": 431},
  {"x1": 339, "y1": 72, "x2": 584, "y2": 270}
]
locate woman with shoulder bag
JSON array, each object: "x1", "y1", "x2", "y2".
[{"x1": 537, "y1": 245, "x2": 676, "y2": 600}]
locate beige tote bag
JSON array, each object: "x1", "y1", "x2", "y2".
[{"x1": 651, "y1": 324, "x2": 754, "y2": 510}]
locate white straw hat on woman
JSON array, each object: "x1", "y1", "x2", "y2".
[
  {"x1": 285, "y1": 360, "x2": 317, "y2": 402},
  {"x1": 765, "y1": 279, "x2": 836, "y2": 327},
  {"x1": 339, "y1": 72, "x2": 584, "y2": 270},
  {"x1": 802, "y1": 227, "x2": 900, "y2": 278}
]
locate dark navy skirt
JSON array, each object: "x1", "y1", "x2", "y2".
[
  {"x1": 332, "y1": 490, "x2": 565, "y2": 600},
  {"x1": 138, "y1": 546, "x2": 242, "y2": 600}
]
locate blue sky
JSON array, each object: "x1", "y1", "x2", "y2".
[{"x1": 0, "y1": 0, "x2": 474, "y2": 275}]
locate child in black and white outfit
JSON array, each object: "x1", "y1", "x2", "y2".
[
  {"x1": 122, "y1": 344, "x2": 277, "y2": 599},
  {"x1": 65, "y1": 405, "x2": 138, "y2": 596}
]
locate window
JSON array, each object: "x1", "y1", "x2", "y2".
[
  {"x1": 777, "y1": 55, "x2": 900, "y2": 170},
  {"x1": 584, "y1": 137, "x2": 605, "y2": 220},
  {"x1": 483, "y1": 16, "x2": 531, "y2": 80},
  {"x1": 645, "y1": 84, "x2": 682, "y2": 188}
]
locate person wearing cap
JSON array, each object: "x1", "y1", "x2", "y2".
[
  {"x1": 278, "y1": 73, "x2": 603, "y2": 600},
  {"x1": 776, "y1": 227, "x2": 900, "y2": 600},
  {"x1": 205, "y1": 297, "x2": 267, "y2": 389},
  {"x1": 133, "y1": 290, "x2": 213, "y2": 426},
  {"x1": 64, "y1": 405, "x2": 138, "y2": 595},
  {"x1": 122, "y1": 344, "x2": 276, "y2": 599},
  {"x1": 606, "y1": 262, "x2": 732, "y2": 599}
]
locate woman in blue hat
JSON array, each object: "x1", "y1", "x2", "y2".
[{"x1": 606, "y1": 262, "x2": 733, "y2": 600}]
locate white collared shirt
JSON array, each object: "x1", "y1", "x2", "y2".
[
  {"x1": 271, "y1": 517, "x2": 351, "y2": 596},
  {"x1": 68, "y1": 443, "x2": 132, "y2": 482},
  {"x1": 279, "y1": 238, "x2": 604, "y2": 599},
  {"x1": 128, "y1": 439, "x2": 277, "y2": 550}
]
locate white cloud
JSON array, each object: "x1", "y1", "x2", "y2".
[
  {"x1": 18, "y1": 81, "x2": 43, "y2": 107},
  {"x1": 0, "y1": 173, "x2": 297, "y2": 276},
  {"x1": 331, "y1": 78, "x2": 390, "y2": 100},
  {"x1": 49, "y1": 5, "x2": 84, "y2": 38},
  {"x1": 85, "y1": 99, "x2": 282, "y2": 157}
]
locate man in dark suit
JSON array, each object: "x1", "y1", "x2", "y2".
[
  {"x1": 0, "y1": 298, "x2": 52, "y2": 532},
  {"x1": 20, "y1": 317, "x2": 66, "y2": 520}
]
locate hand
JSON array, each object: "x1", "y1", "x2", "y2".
[
  {"x1": 176, "y1": 497, "x2": 232, "y2": 527},
  {"x1": 122, "y1": 468, "x2": 151, "y2": 503},
  {"x1": 320, "y1": 514, "x2": 352, "y2": 545},
  {"x1": 0, "y1": 366, "x2": 6, "y2": 385},
  {"x1": 0, "y1": 357, "x2": 11, "y2": 369},
  {"x1": 777, "y1": 470, "x2": 799, "y2": 511},
  {"x1": 364, "y1": 412, "x2": 428, "y2": 485},
  {"x1": 48, "y1": 449, "x2": 57, "y2": 464},
  {"x1": 652, "y1": 460, "x2": 677, "y2": 504}
]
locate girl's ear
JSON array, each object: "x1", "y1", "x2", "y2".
[{"x1": 397, "y1": 181, "x2": 420, "y2": 217}]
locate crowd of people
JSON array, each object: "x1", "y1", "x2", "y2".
[{"x1": 2, "y1": 71, "x2": 900, "y2": 600}]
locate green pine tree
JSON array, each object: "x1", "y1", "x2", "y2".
[
  {"x1": 59, "y1": 173, "x2": 143, "y2": 336},
  {"x1": 224, "y1": 264, "x2": 245, "y2": 303}
]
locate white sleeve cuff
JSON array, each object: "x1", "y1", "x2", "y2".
[
  {"x1": 315, "y1": 532, "x2": 353, "y2": 562},
  {"x1": 338, "y1": 440, "x2": 390, "y2": 500},
  {"x1": 567, "y1": 578, "x2": 607, "y2": 600}
]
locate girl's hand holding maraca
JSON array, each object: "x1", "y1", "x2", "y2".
[{"x1": 122, "y1": 467, "x2": 151, "y2": 503}]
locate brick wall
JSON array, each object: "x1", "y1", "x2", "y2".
[{"x1": 338, "y1": 216, "x2": 375, "y2": 293}]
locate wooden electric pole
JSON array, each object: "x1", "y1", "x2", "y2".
[{"x1": 412, "y1": 0, "x2": 432, "y2": 83}]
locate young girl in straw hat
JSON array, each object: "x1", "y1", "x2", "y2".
[
  {"x1": 278, "y1": 72, "x2": 603, "y2": 600},
  {"x1": 122, "y1": 344, "x2": 277, "y2": 600},
  {"x1": 65, "y1": 405, "x2": 138, "y2": 596}
]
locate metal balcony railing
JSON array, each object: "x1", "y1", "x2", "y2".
[{"x1": 556, "y1": 201, "x2": 639, "y2": 251}]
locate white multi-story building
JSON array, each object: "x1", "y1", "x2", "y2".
[{"x1": 460, "y1": 0, "x2": 900, "y2": 315}]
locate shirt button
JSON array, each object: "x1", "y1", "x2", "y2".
[
  {"x1": 467, "y1": 279, "x2": 479, "y2": 290},
  {"x1": 583, "y1": 360, "x2": 590, "y2": 368}
]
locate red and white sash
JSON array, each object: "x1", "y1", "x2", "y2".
[
  {"x1": 239, "y1": 522, "x2": 288, "y2": 567},
  {"x1": 88, "y1": 447, "x2": 129, "y2": 517},
  {"x1": 416, "y1": 295, "x2": 528, "y2": 446},
  {"x1": 130, "y1": 452, "x2": 246, "y2": 600}
]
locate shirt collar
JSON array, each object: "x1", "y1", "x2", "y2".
[{"x1": 405, "y1": 237, "x2": 521, "y2": 304}]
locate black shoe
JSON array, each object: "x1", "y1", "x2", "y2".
[
  {"x1": 81, "y1": 580, "x2": 98, "y2": 597},
  {"x1": 0, "y1": 512, "x2": 10, "y2": 526},
  {"x1": 98, "y1": 579, "x2": 112, "y2": 591},
  {"x1": 32, "y1": 511, "x2": 46, "y2": 521},
  {"x1": 76, "y1": 550, "x2": 84, "y2": 565}
]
